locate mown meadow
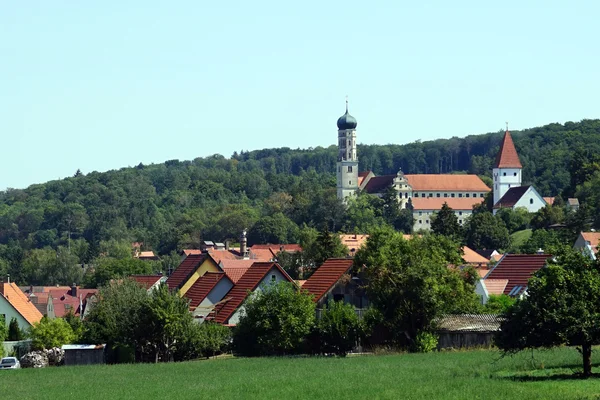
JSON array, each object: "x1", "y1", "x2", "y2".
[{"x1": 0, "y1": 347, "x2": 598, "y2": 399}]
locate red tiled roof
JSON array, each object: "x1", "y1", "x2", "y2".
[
  {"x1": 478, "y1": 269, "x2": 489, "y2": 278},
  {"x1": 494, "y1": 185, "x2": 531, "y2": 208},
  {"x1": 405, "y1": 175, "x2": 490, "y2": 192},
  {"x1": 581, "y1": 232, "x2": 600, "y2": 249},
  {"x1": 130, "y1": 275, "x2": 163, "y2": 290},
  {"x1": 363, "y1": 175, "x2": 395, "y2": 193},
  {"x1": 248, "y1": 248, "x2": 276, "y2": 261},
  {"x1": 462, "y1": 246, "x2": 490, "y2": 265},
  {"x1": 1, "y1": 283, "x2": 43, "y2": 325},
  {"x1": 411, "y1": 197, "x2": 484, "y2": 211},
  {"x1": 182, "y1": 249, "x2": 202, "y2": 256},
  {"x1": 166, "y1": 254, "x2": 206, "y2": 291},
  {"x1": 185, "y1": 272, "x2": 228, "y2": 309},
  {"x1": 543, "y1": 197, "x2": 555, "y2": 206},
  {"x1": 339, "y1": 234, "x2": 369, "y2": 254},
  {"x1": 213, "y1": 262, "x2": 292, "y2": 324},
  {"x1": 485, "y1": 254, "x2": 549, "y2": 295},
  {"x1": 219, "y1": 259, "x2": 256, "y2": 283},
  {"x1": 208, "y1": 249, "x2": 241, "y2": 263},
  {"x1": 301, "y1": 258, "x2": 354, "y2": 302},
  {"x1": 495, "y1": 130, "x2": 522, "y2": 168}
]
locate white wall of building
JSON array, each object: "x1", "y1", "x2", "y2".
[
  {"x1": 511, "y1": 187, "x2": 546, "y2": 213},
  {"x1": 412, "y1": 191, "x2": 488, "y2": 199},
  {"x1": 193, "y1": 278, "x2": 234, "y2": 322},
  {"x1": 413, "y1": 209, "x2": 474, "y2": 231}
]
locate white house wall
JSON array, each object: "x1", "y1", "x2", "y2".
[
  {"x1": 193, "y1": 278, "x2": 234, "y2": 322},
  {"x1": 513, "y1": 187, "x2": 546, "y2": 213},
  {"x1": 0, "y1": 296, "x2": 31, "y2": 331}
]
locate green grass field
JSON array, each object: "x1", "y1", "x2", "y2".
[
  {"x1": 510, "y1": 229, "x2": 533, "y2": 249},
  {"x1": 0, "y1": 347, "x2": 598, "y2": 399}
]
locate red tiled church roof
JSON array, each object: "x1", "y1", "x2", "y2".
[
  {"x1": 301, "y1": 258, "x2": 354, "y2": 302},
  {"x1": 213, "y1": 262, "x2": 292, "y2": 324},
  {"x1": 185, "y1": 272, "x2": 228, "y2": 309},
  {"x1": 495, "y1": 130, "x2": 522, "y2": 168},
  {"x1": 485, "y1": 254, "x2": 549, "y2": 295},
  {"x1": 166, "y1": 254, "x2": 206, "y2": 291},
  {"x1": 363, "y1": 174, "x2": 490, "y2": 194}
]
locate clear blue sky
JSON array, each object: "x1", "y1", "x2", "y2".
[{"x1": 1, "y1": 1, "x2": 599, "y2": 190}]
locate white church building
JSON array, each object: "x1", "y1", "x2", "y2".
[{"x1": 334, "y1": 104, "x2": 548, "y2": 230}]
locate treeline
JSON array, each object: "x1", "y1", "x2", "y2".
[{"x1": 0, "y1": 119, "x2": 599, "y2": 285}]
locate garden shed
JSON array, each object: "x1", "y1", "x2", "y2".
[
  {"x1": 435, "y1": 314, "x2": 502, "y2": 349},
  {"x1": 62, "y1": 344, "x2": 106, "y2": 366}
]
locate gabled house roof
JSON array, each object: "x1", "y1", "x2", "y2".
[
  {"x1": 494, "y1": 185, "x2": 531, "y2": 208},
  {"x1": 484, "y1": 254, "x2": 550, "y2": 295},
  {"x1": 1, "y1": 282, "x2": 43, "y2": 325},
  {"x1": 411, "y1": 197, "x2": 484, "y2": 211},
  {"x1": 182, "y1": 249, "x2": 202, "y2": 256},
  {"x1": 213, "y1": 262, "x2": 293, "y2": 324},
  {"x1": 495, "y1": 130, "x2": 522, "y2": 168},
  {"x1": 130, "y1": 275, "x2": 164, "y2": 290},
  {"x1": 339, "y1": 234, "x2": 369, "y2": 255},
  {"x1": 185, "y1": 272, "x2": 229, "y2": 309},
  {"x1": 301, "y1": 258, "x2": 354, "y2": 303},
  {"x1": 166, "y1": 254, "x2": 207, "y2": 291}
]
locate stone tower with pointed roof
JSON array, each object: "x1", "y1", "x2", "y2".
[
  {"x1": 336, "y1": 100, "x2": 359, "y2": 200},
  {"x1": 493, "y1": 127, "x2": 522, "y2": 205}
]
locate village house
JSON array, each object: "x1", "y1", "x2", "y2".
[
  {"x1": 476, "y1": 253, "x2": 550, "y2": 304},
  {"x1": 20, "y1": 285, "x2": 97, "y2": 319},
  {"x1": 211, "y1": 262, "x2": 294, "y2": 325},
  {"x1": 1, "y1": 281, "x2": 43, "y2": 331},
  {"x1": 301, "y1": 258, "x2": 368, "y2": 312},
  {"x1": 185, "y1": 272, "x2": 234, "y2": 322},
  {"x1": 573, "y1": 231, "x2": 600, "y2": 260}
]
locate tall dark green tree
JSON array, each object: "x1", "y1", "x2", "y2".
[
  {"x1": 463, "y1": 212, "x2": 510, "y2": 251},
  {"x1": 430, "y1": 202, "x2": 462, "y2": 240}
]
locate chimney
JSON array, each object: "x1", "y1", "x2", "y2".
[
  {"x1": 240, "y1": 230, "x2": 248, "y2": 258},
  {"x1": 225, "y1": 240, "x2": 230, "y2": 251},
  {"x1": 71, "y1": 283, "x2": 78, "y2": 298}
]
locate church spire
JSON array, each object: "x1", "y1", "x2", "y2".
[{"x1": 494, "y1": 126, "x2": 522, "y2": 169}]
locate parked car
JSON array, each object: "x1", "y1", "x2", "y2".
[{"x1": 0, "y1": 357, "x2": 21, "y2": 370}]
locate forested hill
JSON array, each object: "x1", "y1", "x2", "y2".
[{"x1": 0, "y1": 119, "x2": 599, "y2": 267}]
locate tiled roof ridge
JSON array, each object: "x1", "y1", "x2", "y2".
[{"x1": 495, "y1": 130, "x2": 522, "y2": 168}]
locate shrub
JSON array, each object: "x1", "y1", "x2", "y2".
[
  {"x1": 174, "y1": 322, "x2": 231, "y2": 361},
  {"x1": 318, "y1": 300, "x2": 360, "y2": 356},
  {"x1": 233, "y1": 281, "x2": 315, "y2": 356},
  {"x1": 30, "y1": 317, "x2": 75, "y2": 350},
  {"x1": 412, "y1": 331, "x2": 438, "y2": 353}
]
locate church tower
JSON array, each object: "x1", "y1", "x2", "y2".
[
  {"x1": 336, "y1": 100, "x2": 359, "y2": 200},
  {"x1": 493, "y1": 125, "x2": 522, "y2": 205}
]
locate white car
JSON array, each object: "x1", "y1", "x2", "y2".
[{"x1": 0, "y1": 357, "x2": 20, "y2": 369}]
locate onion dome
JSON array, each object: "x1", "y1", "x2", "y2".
[{"x1": 337, "y1": 100, "x2": 357, "y2": 130}]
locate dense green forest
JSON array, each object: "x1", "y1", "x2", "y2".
[{"x1": 1, "y1": 119, "x2": 600, "y2": 286}]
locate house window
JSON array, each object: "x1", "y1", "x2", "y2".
[
  {"x1": 459, "y1": 211, "x2": 463, "y2": 216},
  {"x1": 473, "y1": 193, "x2": 477, "y2": 197},
  {"x1": 480, "y1": 193, "x2": 484, "y2": 197},
  {"x1": 436, "y1": 193, "x2": 440, "y2": 198},
  {"x1": 419, "y1": 211, "x2": 422, "y2": 216},
  {"x1": 349, "y1": 181, "x2": 352, "y2": 185},
  {"x1": 428, "y1": 193, "x2": 433, "y2": 198},
  {"x1": 458, "y1": 193, "x2": 463, "y2": 198},
  {"x1": 466, "y1": 193, "x2": 470, "y2": 198},
  {"x1": 459, "y1": 219, "x2": 463, "y2": 224},
  {"x1": 271, "y1": 274, "x2": 277, "y2": 282},
  {"x1": 514, "y1": 172, "x2": 517, "y2": 176},
  {"x1": 418, "y1": 220, "x2": 422, "y2": 224},
  {"x1": 338, "y1": 166, "x2": 340, "y2": 172},
  {"x1": 444, "y1": 193, "x2": 448, "y2": 198},
  {"x1": 451, "y1": 193, "x2": 455, "y2": 198},
  {"x1": 503, "y1": 172, "x2": 506, "y2": 176},
  {"x1": 426, "y1": 220, "x2": 429, "y2": 224},
  {"x1": 348, "y1": 166, "x2": 352, "y2": 172},
  {"x1": 530, "y1": 198, "x2": 534, "y2": 204}
]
